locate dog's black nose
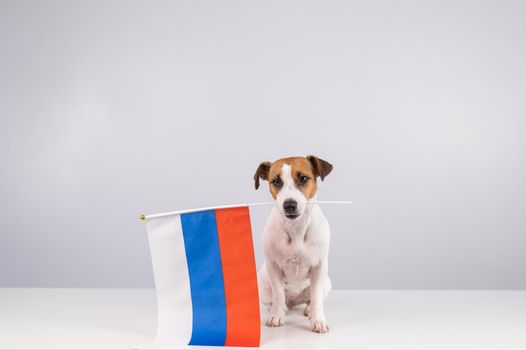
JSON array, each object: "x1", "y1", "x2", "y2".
[{"x1": 283, "y1": 199, "x2": 297, "y2": 214}]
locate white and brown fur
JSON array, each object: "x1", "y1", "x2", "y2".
[{"x1": 254, "y1": 155, "x2": 333, "y2": 333}]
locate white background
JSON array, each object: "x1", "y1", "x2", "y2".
[{"x1": 1, "y1": 0, "x2": 525, "y2": 288}]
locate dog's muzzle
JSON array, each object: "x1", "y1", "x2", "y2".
[{"x1": 283, "y1": 199, "x2": 299, "y2": 219}]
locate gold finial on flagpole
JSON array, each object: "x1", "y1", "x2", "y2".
[{"x1": 139, "y1": 215, "x2": 146, "y2": 221}]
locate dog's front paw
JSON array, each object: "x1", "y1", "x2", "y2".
[
  {"x1": 265, "y1": 312, "x2": 285, "y2": 327},
  {"x1": 310, "y1": 315, "x2": 329, "y2": 333}
]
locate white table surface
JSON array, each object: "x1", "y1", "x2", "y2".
[{"x1": 1, "y1": 288, "x2": 525, "y2": 349}]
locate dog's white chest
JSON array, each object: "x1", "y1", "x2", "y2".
[
  {"x1": 278, "y1": 237, "x2": 318, "y2": 288},
  {"x1": 262, "y1": 205, "x2": 330, "y2": 293}
]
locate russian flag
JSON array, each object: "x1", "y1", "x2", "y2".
[{"x1": 145, "y1": 206, "x2": 260, "y2": 347}]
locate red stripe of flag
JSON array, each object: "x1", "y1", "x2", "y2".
[{"x1": 215, "y1": 207, "x2": 261, "y2": 347}]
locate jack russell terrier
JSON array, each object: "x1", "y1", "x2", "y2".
[{"x1": 254, "y1": 155, "x2": 333, "y2": 333}]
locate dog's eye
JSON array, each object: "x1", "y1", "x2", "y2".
[
  {"x1": 272, "y1": 177, "x2": 282, "y2": 187},
  {"x1": 299, "y1": 175, "x2": 309, "y2": 185}
]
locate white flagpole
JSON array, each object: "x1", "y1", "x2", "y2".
[{"x1": 139, "y1": 200, "x2": 351, "y2": 221}]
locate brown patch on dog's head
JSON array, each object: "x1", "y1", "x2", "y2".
[{"x1": 253, "y1": 156, "x2": 333, "y2": 199}]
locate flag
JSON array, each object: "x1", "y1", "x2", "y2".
[{"x1": 144, "y1": 206, "x2": 260, "y2": 347}]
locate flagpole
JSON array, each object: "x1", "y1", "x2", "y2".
[{"x1": 139, "y1": 200, "x2": 351, "y2": 221}]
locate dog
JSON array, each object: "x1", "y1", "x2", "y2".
[{"x1": 254, "y1": 155, "x2": 333, "y2": 333}]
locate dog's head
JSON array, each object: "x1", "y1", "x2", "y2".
[{"x1": 254, "y1": 155, "x2": 333, "y2": 220}]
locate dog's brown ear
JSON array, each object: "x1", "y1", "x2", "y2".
[
  {"x1": 307, "y1": 155, "x2": 333, "y2": 181},
  {"x1": 254, "y1": 161, "x2": 272, "y2": 189}
]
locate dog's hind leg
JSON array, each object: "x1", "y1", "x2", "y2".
[
  {"x1": 286, "y1": 286, "x2": 310, "y2": 309},
  {"x1": 286, "y1": 275, "x2": 332, "y2": 313}
]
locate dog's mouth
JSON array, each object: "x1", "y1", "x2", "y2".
[{"x1": 284, "y1": 213, "x2": 300, "y2": 220}]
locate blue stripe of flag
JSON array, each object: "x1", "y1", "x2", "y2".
[{"x1": 180, "y1": 210, "x2": 227, "y2": 346}]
